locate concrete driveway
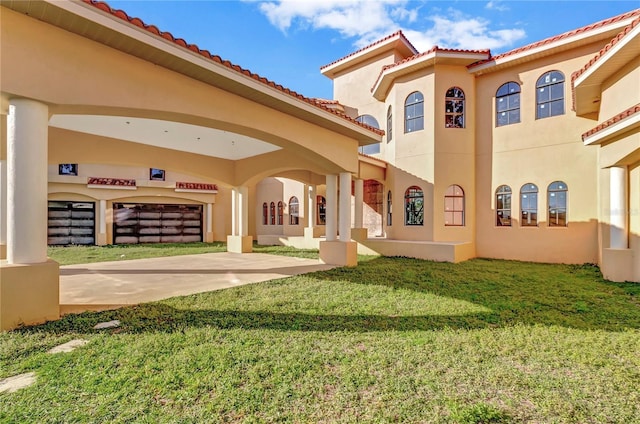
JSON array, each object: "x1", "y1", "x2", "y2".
[{"x1": 59, "y1": 252, "x2": 335, "y2": 314}]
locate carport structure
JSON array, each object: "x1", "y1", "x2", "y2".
[{"x1": 0, "y1": 0, "x2": 383, "y2": 330}]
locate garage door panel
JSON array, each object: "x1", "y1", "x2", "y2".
[
  {"x1": 48, "y1": 201, "x2": 95, "y2": 246},
  {"x1": 113, "y1": 203, "x2": 203, "y2": 244}
]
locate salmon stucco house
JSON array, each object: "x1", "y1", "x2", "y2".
[{"x1": 1, "y1": 1, "x2": 639, "y2": 330}]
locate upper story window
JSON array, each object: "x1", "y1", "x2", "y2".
[
  {"x1": 270, "y1": 202, "x2": 276, "y2": 225},
  {"x1": 444, "y1": 185, "x2": 465, "y2": 226},
  {"x1": 387, "y1": 106, "x2": 393, "y2": 143},
  {"x1": 289, "y1": 196, "x2": 299, "y2": 225},
  {"x1": 445, "y1": 87, "x2": 465, "y2": 128},
  {"x1": 405, "y1": 91, "x2": 424, "y2": 133},
  {"x1": 495, "y1": 185, "x2": 512, "y2": 227},
  {"x1": 536, "y1": 71, "x2": 565, "y2": 119},
  {"x1": 262, "y1": 202, "x2": 268, "y2": 225},
  {"x1": 496, "y1": 82, "x2": 520, "y2": 127},
  {"x1": 548, "y1": 181, "x2": 568, "y2": 227},
  {"x1": 520, "y1": 183, "x2": 538, "y2": 227},
  {"x1": 357, "y1": 115, "x2": 381, "y2": 155},
  {"x1": 277, "y1": 201, "x2": 284, "y2": 225},
  {"x1": 405, "y1": 186, "x2": 424, "y2": 226}
]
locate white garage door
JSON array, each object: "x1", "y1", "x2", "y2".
[{"x1": 47, "y1": 201, "x2": 96, "y2": 245}]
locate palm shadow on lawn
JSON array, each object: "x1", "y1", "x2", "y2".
[{"x1": 24, "y1": 257, "x2": 640, "y2": 335}]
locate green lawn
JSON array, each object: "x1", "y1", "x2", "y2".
[{"x1": 2, "y1": 248, "x2": 639, "y2": 423}]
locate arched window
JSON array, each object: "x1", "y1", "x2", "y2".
[
  {"x1": 536, "y1": 71, "x2": 565, "y2": 119},
  {"x1": 405, "y1": 91, "x2": 424, "y2": 133},
  {"x1": 269, "y1": 202, "x2": 276, "y2": 225},
  {"x1": 444, "y1": 185, "x2": 464, "y2": 226},
  {"x1": 495, "y1": 185, "x2": 512, "y2": 227},
  {"x1": 262, "y1": 202, "x2": 268, "y2": 225},
  {"x1": 289, "y1": 196, "x2": 299, "y2": 225},
  {"x1": 496, "y1": 82, "x2": 520, "y2": 127},
  {"x1": 277, "y1": 201, "x2": 284, "y2": 225},
  {"x1": 520, "y1": 184, "x2": 538, "y2": 227},
  {"x1": 387, "y1": 190, "x2": 393, "y2": 226},
  {"x1": 357, "y1": 114, "x2": 381, "y2": 154},
  {"x1": 404, "y1": 186, "x2": 424, "y2": 226},
  {"x1": 445, "y1": 87, "x2": 465, "y2": 128},
  {"x1": 386, "y1": 106, "x2": 393, "y2": 143},
  {"x1": 316, "y1": 196, "x2": 326, "y2": 225},
  {"x1": 548, "y1": 181, "x2": 568, "y2": 226}
]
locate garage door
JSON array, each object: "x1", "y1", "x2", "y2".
[
  {"x1": 47, "y1": 201, "x2": 96, "y2": 245},
  {"x1": 113, "y1": 203, "x2": 203, "y2": 244}
]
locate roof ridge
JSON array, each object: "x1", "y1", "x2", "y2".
[
  {"x1": 582, "y1": 103, "x2": 640, "y2": 141},
  {"x1": 82, "y1": 0, "x2": 384, "y2": 136},
  {"x1": 320, "y1": 30, "x2": 418, "y2": 71},
  {"x1": 469, "y1": 8, "x2": 640, "y2": 69},
  {"x1": 370, "y1": 46, "x2": 491, "y2": 93}
]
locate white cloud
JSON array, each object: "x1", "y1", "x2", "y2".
[
  {"x1": 257, "y1": 1, "x2": 525, "y2": 52},
  {"x1": 486, "y1": 1, "x2": 510, "y2": 12}
]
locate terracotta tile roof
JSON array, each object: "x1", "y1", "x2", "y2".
[
  {"x1": 83, "y1": 0, "x2": 384, "y2": 136},
  {"x1": 371, "y1": 45, "x2": 490, "y2": 92},
  {"x1": 572, "y1": 16, "x2": 640, "y2": 83},
  {"x1": 581, "y1": 103, "x2": 640, "y2": 141},
  {"x1": 571, "y1": 17, "x2": 640, "y2": 111},
  {"x1": 320, "y1": 30, "x2": 419, "y2": 71},
  {"x1": 469, "y1": 9, "x2": 640, "y2": 70}
]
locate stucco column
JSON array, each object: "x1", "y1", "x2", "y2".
[
  {"x1": 354, "y1": 178, "x2": 364, "y2": 228},
  {"x1": 307, "y1": 185, "x2": 316, "y2": 229},
  {"x1": 319, "y1": 173, "x2": 357, "y2": 267},
  {"x1": 0, "y1": 158, "x2": 6, "y2": 259},
  {"x1": 325, "y1": 174, "x2": 338, "y2": 242},
  {"x1": 339, "y1": 172, "x2": 352, "y2": 242},
  {"x1": 610, "y1": 166, "x2": 628, "y2": 249},
  {"x1": 97, "y1": 199, "x2": 107, "y2": 245},
  {"x1": 1, "y1": 99, "x2": 60, "y2": 331},
  {"x1": 227, "y1": 186, "x2": 252, "y2": 253},
  {"x1": 206, "y1": 203, "x2": 213, "y2": 242},
  {"x1": 7, "y1": 99, "x2": 48, "y2": 264}
]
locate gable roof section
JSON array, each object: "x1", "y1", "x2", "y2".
[
  {"x1": 468, "y1": 9, "x2": 640, "y2": 75},
  {"x1": 320, "y1": 31, "x2": 418, "y2": 79},
  {"x1": 572, "y1": 16, "x2": 640, "y2": 115},
  {"x1": 371, "y1": 46, "x2": 490, "y2": 101}
]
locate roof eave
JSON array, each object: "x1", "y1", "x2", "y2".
[{"x1": 583, "y1": 111, "x2": 640, "y2": 146}]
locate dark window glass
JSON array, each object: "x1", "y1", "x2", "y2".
[
  {"x1": 262, "y1": 203, "x2": 268, "y2": 225},
  {"x1": 520, "y1": 184, "x2": 538, "y2": 227},
  {"x1": 445, "y1": 87, "x2": 465, "y2": 128},
  {"x1": 495, "y1": 185, "x2": 512, "y2": 226},
  {"x1": 404, "y1": 186, "x2": 424, "y2": 226},
  {"x1": 387, "y1": 191, "x2": 392, "y2": 226},
  {"x1": 496, "y1": 82, "x2": 521, "y2": 127},
  {"x1": 277, "y1": 201, "x2": 284, "y2": 225},
  {"x1": 548, "y1": 181, "x2": 568, "y2": 226},
  {"x1": 536, "y1": 71, "x2": 565, "y2": 119},
  {"x1": 405, "y1": 92, "x2": 424, "y2": 133},
  {"x1": 270, "y1": 202, "x2": 276, "y2": 225},
  {"x1": 289, "y1": 196, "x2": 299, "y2": 225},
  {"x1": 387, "y1": 106, "x2": 393, "y2": 143}
]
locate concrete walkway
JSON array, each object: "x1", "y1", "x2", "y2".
[{"x1": 59, "y1": 252, "x2": 335, "y2": 314}]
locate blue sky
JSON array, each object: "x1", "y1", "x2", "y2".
[{"x1": 108, "y1": 1, "x2": 639, "y2": 99}]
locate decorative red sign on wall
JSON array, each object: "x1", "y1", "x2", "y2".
[
  {"x1": 87, "y1": 177, "x2": 136, "y2": 187},
  {"x1": 176, "y1": 182, "x2": 218, "y2": 191}
]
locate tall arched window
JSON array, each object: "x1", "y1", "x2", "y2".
[
  {"x1": 357, "y1": 114, "x2": 381, "y2": 154},
  {"x1": 277, "y1": 201, "x2": 284, "y2": 225},
  {"x1": 269, "y1": 202, "x2": 276, "y2": 225},
  {"x1": 520, "y1": 184, "x2": 538, "y2": 227},
  {"x1": 387, "y1": 190, "x2": 393, "y2": 226},
  {"x1": 445, "y1": 87, "x2": 465, "y2": 128},
  {"x1": 495, "y1": 185, "x2": 512, "y2": 226},
  {"x1": 386, "y1": 106, "x2": 393, "y2": 143},
  {"x1": 536, "y1": 71, "x2": 565, "y2": 119},
  {"x1": 444, "y1": 185, "x2": 464, "y2": 226},
  {"x1": 262, "y1": 202, "x2": 268, "y2": 225},
  {"x1": 496, "y1": 82, "x2": 520, "y2": 127},
  {"x1": 316, "y1": 196, "x2": 326, "y2": 225},
  {"x1": 404, "y1": 186, "x2": 424, "y2": 226},
  {"x1": 289, "y1": 196, "x2": 299, "y2": 225},
  {"x1": 405, "y1": 91, "x2": 424, "y2": 133},
  {"x1": 548, "y1": 181, "x2": 568, "y2": 226}
]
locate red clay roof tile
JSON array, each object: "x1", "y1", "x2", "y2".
[
  {"x1": 469, "y1": 9, "x2": 640, "y2": 70},
  {"x1": 82, "y1": 0, "x2": 384, "y2": 136},
  {"x1": 582, "y1": 103, "x2": 640, "y2": 141},
  {"x1": 320, "y1": 30, "x2": 419, "y2": 71}
]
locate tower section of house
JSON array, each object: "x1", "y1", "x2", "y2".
[{"x1": 470, "y1": 11, "x2": 639, "y2": 265}]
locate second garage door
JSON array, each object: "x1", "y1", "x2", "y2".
[{"x1": 113, "y1": 203, "x2": 203, "y2": 244}]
